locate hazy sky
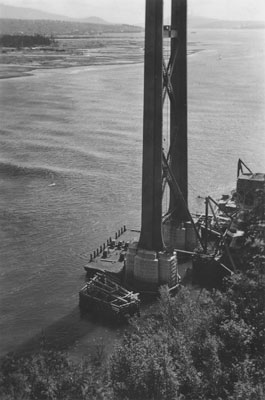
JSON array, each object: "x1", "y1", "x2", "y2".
[{"x1": 2, "y1": 0, "x2": 265, "y2": 24}]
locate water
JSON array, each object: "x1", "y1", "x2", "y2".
[{"x1": 0, "y1": 29, "x2": 265, "y2": 358}]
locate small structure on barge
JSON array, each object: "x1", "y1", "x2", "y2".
[{"x1": 79, "y1": 271, "x2": 140, "y2": 320}]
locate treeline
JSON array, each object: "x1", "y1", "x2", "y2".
[
  {"x1": 0, "y1": 34, "x2": 54, "y2": 48},
  {"x1": 0, "y1": 210, "x2": 264, "y2": 399}
]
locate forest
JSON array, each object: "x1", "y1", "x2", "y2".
[{"x1": 0, "y1": 34, "x2": 54, "y2": 48}]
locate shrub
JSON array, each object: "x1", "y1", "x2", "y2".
[
  {"x1": 0, "y1": 349, "x2": 110, "y2": 400},
  {"x1": 110, "y1": 267, "x2": 265, "y2": 400}
]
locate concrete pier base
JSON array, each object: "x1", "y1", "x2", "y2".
[
  {"x1": 162, "y1": 220, "x2": 197, "y2": 252},
  {"x1": 162, "y1": 220, "x2": 185, "y2": 250},
  {"x1": 124, "y1": 241, "x2": 138, "y2": 283},
  {"x1": 125, "y1": 242, "x2": 178, "y2": 292},
  {"x1": 185, "y1": 221, "x2": 198, "y2": 251},
  {"x1": 134, "y1": 249, "x2": 159, "y2": 285},
  {"x1": 158, "y1": 251, "x2": 178, "y2": 287}
]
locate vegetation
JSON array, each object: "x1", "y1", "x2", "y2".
[
  {"x1": 1, "y1": 212, "x2": 264, "y2": 399},
  {"x1": 0, "y1": 34, "x2": 54, "y2": 48},
  {"x1": 1, "y1": 260, "x2": 264, "y2": 398},
  {"x1": 110, "y1": 270, "x2": 264, "y2": 399},
  {"x1": 0, "y1": 344, "x2": 111, "y2": 400}
]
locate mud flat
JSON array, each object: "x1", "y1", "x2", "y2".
[
  {"x1": 0, "y1": 50, "x2": 144, "y2": 79},
  {"x1": 0, "y1": 34, "x2": 144, "y2": 79},
  {"x1": 0, "y1": 34, "x2": 204, "y2": 79},
  {"x1": 0, "y1": 64, "x2": 35, "y2": 79}
]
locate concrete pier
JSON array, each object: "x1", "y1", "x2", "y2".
[
  {"x1": 125, "y1": 242, "x2": 178, "y2": 292},
  {"x1": 162, "y1": 219, "x2": 198, "y2": 252}
]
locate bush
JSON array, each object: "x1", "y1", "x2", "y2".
[
  {"x1": 110, "y1": 269, "x2": 265, "y2": 400},
  {"x1": 0, "y1": 349, "x2": 110, "y2": 400}
]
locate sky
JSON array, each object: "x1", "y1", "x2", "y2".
[{"x1": 2, "y1": 0, "x2": 265, "y2": 24}]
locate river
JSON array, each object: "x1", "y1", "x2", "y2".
[{"x1": 0, "y1": 28, "x2": 264, "y2": 358}]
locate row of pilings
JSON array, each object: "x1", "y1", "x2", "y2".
[{"x1": 89, "y1": 225, "x2": 126, "y2": 262}]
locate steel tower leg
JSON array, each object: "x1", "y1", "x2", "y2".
[
  {"x1": 169, "y1": 0, "x2": 188, "y2": 223},
  {"x1": 138, "y1": 0, "x2": 164, "y2": 251}
]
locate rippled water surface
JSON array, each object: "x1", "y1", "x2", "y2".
[{"x1": 0, "y1": 29, "x2": 264, "y2": 357}]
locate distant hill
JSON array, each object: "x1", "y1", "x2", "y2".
[
  {"x1": 0, "y1": 3, "x2": 110, "y2": 24},
  {"x1": 79, "y1": 16, "x2": 110, "y2": 25},
  {"x1": 0, "y1": 18, "x2": 143, "y2": 36},
  {"x1": 0, "y1": 3, "x2": 264, "y2": 34},
  {"x1": 137, "y1": 15, "x2": 265, "y2": 30},
  {"x1": 0, "y1": 3, "x2": 72, "y2": 21},
  {"x1": 189, "y1": 16, "x2": 265, "y2": 30}
]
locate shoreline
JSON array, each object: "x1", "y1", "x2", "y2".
[
  {"x1": 0, "y1": 48, "x2": 203, "y2": 80},
  {"x1": 0, "y1": 68, "x2": 34, "y2": 79},
  {"x1": 0, "y1": 60, "x2": 144, "y2": 80}
]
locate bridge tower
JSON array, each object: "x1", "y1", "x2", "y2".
[{"x1": 125, "y1": 0, "x2": 195, "y2": 291}]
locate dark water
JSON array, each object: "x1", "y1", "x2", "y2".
[{"x1": 0, "y1": 29, "x2": 265, "y2": 358}]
